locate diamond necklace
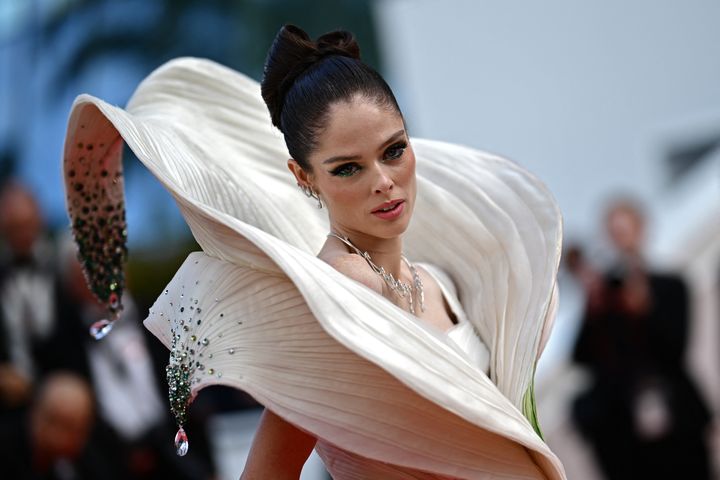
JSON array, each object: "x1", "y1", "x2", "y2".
[{"x1": 328, "y1": 232, "x2": 425, "y2": 314}]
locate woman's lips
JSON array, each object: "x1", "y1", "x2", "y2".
[{"x1": 371, "y1": 200, "x2": 405, "y2": 220}]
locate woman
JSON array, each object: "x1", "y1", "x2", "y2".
[{"x1": 62, "y1": 25, "x2": 565, "y2": 479}]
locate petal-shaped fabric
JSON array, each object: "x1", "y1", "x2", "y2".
[{"x1": 62, "y1": 57, "x2": 564, "y2": 479}]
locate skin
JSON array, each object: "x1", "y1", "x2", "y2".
[
  {"x1": 0, "y1": 182, "x2": 44, "y2": 260},
  {"x1": 604, "y1": 203, "x2": 651, "y2": 316},
  {"x1": 31, "y1": 373, "x2": 95, "y2": 471},
  {"x1": 605, "y1": 203, "x2": 645, "y2": 258},
  {"x1": 241, "y1": 94, "x2": 458, "y2": 479}
]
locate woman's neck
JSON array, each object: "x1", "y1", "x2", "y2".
[{"x1": 331, "y1": 226, "x2": 404, "y2": 280}]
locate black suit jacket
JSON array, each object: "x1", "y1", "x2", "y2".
[{"x1": 573, "y1": 271, "x2": 711, "y2": 436}]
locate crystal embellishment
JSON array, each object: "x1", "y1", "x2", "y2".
[
  {"x1": 89, "y1": 319, "x2": 114, "y2": 340},
  {"x1": 174, "y1": 427, "x2": 189, "y2": 456},
  {"x1": 160, "y1": 264, "x2": 239, "y2": 457},
  {"x1": 166, "y1": 337, "x2": 192, "y2": 430},
  {"x1": 167, "y1": 335, "x2": 192, "y2": 456},
  {"x1": 65, "y1": 138, "x2": 128, "y2": 332}
]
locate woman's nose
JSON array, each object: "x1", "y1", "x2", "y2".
[{"x1": 373, "y1": 165, "x2": 394, "y2": 194}]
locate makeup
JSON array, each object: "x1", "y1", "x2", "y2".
[{"x1": 372, "y1": 199, "x2": 405, "y2": 220}]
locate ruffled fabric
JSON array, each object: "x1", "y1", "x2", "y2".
[{"x1": 62, "y1": 57, "x2": 565, "y2": 479}]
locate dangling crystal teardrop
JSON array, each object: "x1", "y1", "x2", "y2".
[
  {"x1": 89, "y1": 319, "x2": 113, "y2": 340},
  {"x1": 174, "y1": 427, "x2": 189, "y2": 456}
]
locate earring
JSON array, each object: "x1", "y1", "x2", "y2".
[
  {"x1": 298, "y1": 183, "x2": 312, "y2": 198},
  {"x1": 298, "y1": 183, "x2": 323, "y2": 209}
]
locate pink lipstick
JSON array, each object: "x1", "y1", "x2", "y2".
[{"x1": 371, "y1": 199, "x2": 405, "y2": 220}]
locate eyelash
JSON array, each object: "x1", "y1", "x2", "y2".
[
  {"x1": 385, "y1": 141, "x2": 407, "y2": 161},
  {"x1": 330, "y1": 141, "x2": 408, "y2": 177}
]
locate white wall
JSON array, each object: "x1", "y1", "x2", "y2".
[{"x1": 374, "y1": 0, "x2": 720, "y2": 239}]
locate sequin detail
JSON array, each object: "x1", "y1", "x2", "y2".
[
  {"x1": 166, "y1": 333, "x2": 192, "y2": 429},
  {"x1": 160, "y1": 282, "x2": 240, "y2": 454},
  {"x1": 65, "y1": 138, "x2": 128, "y2": 329}
]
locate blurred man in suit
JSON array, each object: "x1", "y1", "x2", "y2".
[
  {"x1": 572, "y1": 198, "x2": 712, "y2": 480},
  {"x1": 0, "y1": 181, "x2": 57, "y2": 411}
]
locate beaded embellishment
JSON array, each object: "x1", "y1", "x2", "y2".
[
  {"x1": 148, "y1": 254, "x2": 240, "y2": 456},
  {"x1": 64, "y1": 132, "x2": 128, "y2": 339}
]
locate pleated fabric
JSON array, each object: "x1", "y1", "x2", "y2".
[{"x1": 62, "y1": 57, "x2": 565, "y2": 479}]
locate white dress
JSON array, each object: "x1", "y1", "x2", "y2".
[
  {"x1": 61, "y1": 57, "x2": 565, "y2": 479},
  {"x1": 315, "y1": 263, "x2": 493, "y2": 479}
]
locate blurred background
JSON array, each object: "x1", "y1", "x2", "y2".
[{"x1": 1, "y1": 0, "x2": 718, "y2": 479}]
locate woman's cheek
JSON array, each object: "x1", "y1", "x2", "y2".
[
  {"x1": 406, "y1": 148, "x2": 416, "y2": 173},
  {"x1": 330, "y1": 182, "x2": 360, "y2": 202},
  {"x1": 402, "y1": 151, "x2": 417, "y2": 199},
  {"x1": 323, "y1": 181, "x2": 364, "y2": 216}
]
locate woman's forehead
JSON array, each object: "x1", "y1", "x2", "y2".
[{"x1": 316, "y1": 97, "x2": 404, "y2": 154}]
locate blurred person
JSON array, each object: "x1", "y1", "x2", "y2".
[
  {"x1": 571, "y1": 198, "x2": 713, "y2": 479},
  {"x1": 50, "y1": 238, "x2": 216, "y2": 480},
  {"x1": 564, "y1": 244, "x2": 605, "y2": 315},
  {"x1": 0, "y1": 371, "x2": 123, "y2": 479},
  {"x1": 0, "y1": 181, "x2": 57, "y2": 410}
]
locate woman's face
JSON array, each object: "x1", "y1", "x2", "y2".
[{"x1": 291, "y1": 94, "x2": 416, "y2": 241}]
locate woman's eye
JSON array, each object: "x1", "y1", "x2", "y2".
[
  {"x1": 384, "y1": 142, "x2": 407, "y2": 161},
  {"x1": 331, "y1": 163, "x2": 361, "y2": 177}
]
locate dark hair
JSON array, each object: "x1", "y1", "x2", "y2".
[{"x1": 261, "y1": 24, "x2": 402, "y2": 170}]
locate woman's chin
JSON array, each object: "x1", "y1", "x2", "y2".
[{"x1": 371, "y1": 217, "x2": 412, "y2": 240}]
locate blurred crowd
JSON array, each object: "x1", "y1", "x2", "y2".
[
  {"x1": 0, "y1": 179, "x2": 229, "y2": 480},
  {"x1": 566, "y1": 198, "x2": 716, "y2": 479}
]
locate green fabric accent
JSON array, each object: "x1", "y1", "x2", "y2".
[{"x1": 522, "y1": 365, "x2": 544, "y2": 440}]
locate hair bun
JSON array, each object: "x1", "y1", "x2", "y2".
[
  {"x1": 316, "y1": 30, "x2": 360, "y2": 59},
  {"x1": 261, "y1": 25, "x2": 361, "y2": 130}
]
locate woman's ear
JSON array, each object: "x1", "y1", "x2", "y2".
[{"x1": 287, "y1": 159, "x2": 312, "y2": 187}]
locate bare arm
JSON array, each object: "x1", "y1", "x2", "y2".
[{"x1": 240, "y1": 409, "x2": 317, "y2": 479}]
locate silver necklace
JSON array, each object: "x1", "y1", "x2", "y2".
[{"x1": 328, "y1": 233, "x2": 425, "y2": 314}]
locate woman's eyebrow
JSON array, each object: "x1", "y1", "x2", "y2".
[
  {"x1": 381, "y1": 129, "x2": 406, "y2": 148},
  {"x1": 322, "y1": 129, "x2": 406, "y2": 165},
  {"x1": 323, "y1": 153, "x2": 361, "y2": 165}
]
